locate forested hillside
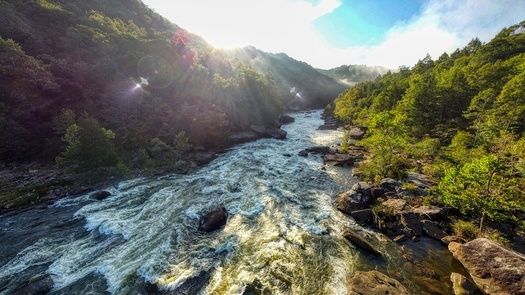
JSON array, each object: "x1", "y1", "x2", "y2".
[
  {"x1": 318, "y1": 64, "x2": 389, "y2": 86},
  {"x1": 333, "y1": 21, "x2": 525, "y2": 231},
  {"x1": 0, "y1": 0, "x2": 344, "y2": 169}
]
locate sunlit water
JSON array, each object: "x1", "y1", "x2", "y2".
[{"x1": 0, "y1": 110, "x2": 456, "y2": 294}]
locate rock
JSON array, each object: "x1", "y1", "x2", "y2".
[
  {"x1": 193, "y1": 151, "x2": 218, "y2": 165},
  {"x1": 379, "y1": 178, "x2": 402, "y2": 193},
  {"x1": 449, "y1": 238, "x2": 525, "y2": 295},
  {"x1": 381, "y1": 198, "x2": 407, "y2": 212},
  {"x1": 400, "y1": 212, "x2": 423, "y2": 238},
  {"x1": 347, "y1": 126, "x2": 367, "y2": 140},
  {"x1": 229, "y1": 131, "x2": 260, "y2": 144},
  {"x1": 350, "y1": 209, "x2": 374, "y2": 225},
  {"x1": 335, "y1": 182, "x2": 373, "y2": 214},
  {"x1": 198, "y1": 207, "x2": 228, "y2": 232},
  {"x1": 421, "y1": 220, "x2": 447, "y2": 241},
  {"x1": 306, "y1": 146, "x2": 331, "y2": 154},
  {"x1": 347, "y1": 271, "x2": 410, "y2": 295},
  {"x1": 250, "y1": 125, "x2": 287, "y2": 140},
  {"x1": 92, "y1": 190, "x2": 111, "y2": 201},
  {"x1": 278, "y1": 114, "x2": 295, "y2": 124},
  {"x1": 298, "y1": 150, "x2": 308, "y2": 157},
  {"x1": 406, "y1": 172, "x2": 437, "y2": 189},
  {"x1": 393, "y1": 235, "x2": 408, "y2": 243},
  {"x1": 323, "y1": 154, "x2": 355, "y2": 166},
  {"x1": 14, "y1": 273, "x2": 54, "y2": 295},
  {"x1": 370, "y1": 186, "x2": 385, "y2": 198},
  {"x1": 450, "y1": 272, "x2": 481, "y2": 295},
  {"x1": 412, "y1": 206, "x2": 446, "y2": 221},
  {"x1": 343, "y1": 228, "x2": 382, "y2": 256},
  {"x1": 442, "y1": 235, "x2": 467, "y2": 245}
]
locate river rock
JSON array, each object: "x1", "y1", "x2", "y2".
[
  {"x1": 343, "y1": 228, "x2": 382, "y2": 256},
  {"x1": 347, "y1": 126, "x2": 367, "y2": 140},
  {"x1": 406, "y1": 172, "x2": 437, "y2": 189},
  {"x1": 323, "y1": 154, "x2": 355, "y2": 166},
  {"x1": 92, "y1": 190, "x2": 111, "y2": 201},
  {"x1": 229, "y1": 131, "x2": 260, "y2": 144},
  {"x1": 421, "y1": 220, "x2": 447, "y2": 241},
  {"x1": 198, "y1": 207, "x2": 228, "y2": 232},
  {"x1": 379, "y1": 178, "x2": 402, "y2": 193},
  {"x1": 449, "y1": 238, "x2": 525, "y2": 295},
  {"x1": 412, "y1": 205, "x2": 446, "y2": 221},
  {"x1": 14, "y1": 273, "x2": 54, "y2": 295},
  {"x1": 350, "y1": 209, "x2": 374, "y2": 226},
  {"x1": 347, "y1": 271, "x2": 410, "y2": 295},
  {"x1": 298, "y1": 150, "x2": 308, "y2": 157},
  {"x1": 450, "y1": 272, "x2": 481, "y2": 295},
  {"x1": 278, "y1": 115, "x2": 295, "y2": 125},
  {"x1": 400, "y1": 212, "x2": 422, "y2": 238},
  {"x1": 335, "y1": 182, "x2": 373, "y2": 214},
  {"x1": 306, "y1": 146, "x2": 331, "y2": 154},
  {"x1": 441, "y1": 235, "x2": 467, "y2": 245},
  {"x1": 250, "y1": 125, "x2": 287, "y2": 140}
]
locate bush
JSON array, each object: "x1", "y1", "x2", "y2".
[{"x1": 452, "y1": 220, "x2": 480, "y2": 241}]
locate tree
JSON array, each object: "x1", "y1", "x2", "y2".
[
  {"x1": 439, "y1": 149, "x2": 525, "y2": 231},
  {"x1": 357, "y1": 111, "x2": 411, "y2": 181}
]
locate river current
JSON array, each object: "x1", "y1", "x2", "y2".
[{"x1": 0, "y1": 110, "x2": 455, "y2": 294}]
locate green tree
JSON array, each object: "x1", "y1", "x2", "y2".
[{"x1": 57, "y1": 113, "x2": 119, "y2": 170}]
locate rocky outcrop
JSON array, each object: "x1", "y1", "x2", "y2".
[
  {"x1": 92, "y1": 190, "x2": 111, "y2": 201},
  {"x1": 278, "y1": 115, "x2": 295, "y2": 125},
  {"x1": 198, "y1": 207, "x2": 228, "y2": 232},
  {"x1": 343, "y1": 228, "x2": 382, "y2": 256},
  {"x1": 400, "y1": 212, "x2": 423, "y2": 238},
  {"x1": 421, "y1": 220, "x2": 447, "y2": 241},
  {"x1": 335, "y1": 182, "x2": 374, "y2": 214},
  {"x1": 347, "y1": 126, "x2": 367, "y2": 140},
  {"x1": 306, "y1": 146, "x2": 331, "y2": 154},
  {"x1": 250, "y1": 125, "x2": 287, "y2": 140},
  {"x1": 323, "y1": 154, "x2": 355, "y2": 166},
  {"x1": 229, "y1": 131, "x2": 260, "y2": 144},
  {"x1": 347, "y1": 271, "x2": 410, "y2": 295},
  {"x1": 449, "y1": 238, "x2": 525, "y2": 295}
]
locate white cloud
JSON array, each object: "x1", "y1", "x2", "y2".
[{"x1": 143, "y1": 0, "x2": 525, "y2": 69}]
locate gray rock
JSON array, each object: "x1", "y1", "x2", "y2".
[
  {"x1": 335, "y1": 182, "x2": 373, "y2": 214},
  {"x1": 92, "y1": 190, "x2": 111, "y2": 201},
  {"x1": 343, "y1": 228, "x2": 382, "y2": 256},
  {"x1": 323, "y1": 153, "x2": 355, "y2": 166},
  {"x1": 347, "y1": 126, "x2": 367, "y2": 140},
  {"x1": 347, "y1": 271, "x2": 410, "y2": 295},
  {"x1": 350, "y1": 209, "x2": 374, "y2": 225},
  {"x1": 412, "y1": 205, "x2": 446, "y2": 221},
  {"x1": 278, "y1": 115, "x2": 295, "y2": 125},
  {"x1": 449, "y1": 238, "x2": 525, "y2": 295},
  {"x1": 400, "y1": 212, "x2": 423, "y2": 238},
  {"x1": 421, "y1": 220, "x2": 447, "y2": 241},
  {"x1": 298, "y1": 150, "x2": 308, "y2": 157},
  {"x1": 198, "y1": 207, "x2": 228, "y2": 232},
  {"x1": 450, "y1": 272, "x2": 481, "y2": 295},
  {"x1": 250, "y1": 125, "x2": 287, "y2": 140},
  {"x1": 379, "y1": 178, "x2": 402, "y2": 193},
  {"x1": 306, "y1": 146, "x2": 331, "y2": 154},
  {"x1": 442, "y1": 235, "x2": 467, "y2": 245}
]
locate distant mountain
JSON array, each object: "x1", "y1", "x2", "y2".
[
  {"x1": 318, "y1": 65, "x2": 390, "y2": 86},
  {"x1": 229, "y1": 46, "x2": 347, "y2": 109}
]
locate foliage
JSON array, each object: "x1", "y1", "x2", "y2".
[{"x1": 451, "y1": 220, "x2": 480, "y2": 241}]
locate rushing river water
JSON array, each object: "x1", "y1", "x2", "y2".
[{"x1": 0, "y1": 110, "x2": 457, "y2": 294}]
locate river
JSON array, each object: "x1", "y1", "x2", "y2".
[{"x1": 0, "y1": 110, "x2": 456, "y2": 294}]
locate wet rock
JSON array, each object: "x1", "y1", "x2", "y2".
[
  {"x1": 350, "y1": 209, "x2": 374, "y2": 226},
  {"x1": 335, "y1": 182, "x2": 373, "y2": 214},
  {"x1": 347, "y1": 126, "x2": 367, "y2": 140},
  {"x1": 193, "y1": 151, "x2": 218, "y2": 165},
  {"x1": 421, "y1": 220, "x2": 447, "y2": 241},
  {"x1": 400, "y1": 212, "x2": 423, "y2": 238},
  {"x1": 450, "y1": 272, "x2": 481, "y2": 295},
  {"x1": 14, "y1": 273, "x2": 54, "y2": 295},
  {"x1": 229, "y1": 131, "x2": 260, "y2": 144},
  {"x1": 306, "y1": 146, "x2": 331, "y2": 154},
  {"x1": 323, "y1": 154, "x2": 355, "y2": 166},
  {"x1": 441, "y1": 235, "x2": 466, "y2": 246},
  {"x1": 449, "y1": 238, "x2": 525, "y2": 295},
  {"x1": 343, "y1": 228, "x2": 382, "y2": 256},
  {"x1": 92, "y1": 190, "x2": 111, "y2": 201},
  {"x1": 250, "y1": 125, "x2": 287, "y2": 140},
  {"x1": 298, "y1": 150, "x2": 308, "y2": 157},
  {"x1": 198, "y1": 207, "x2": 228, "y2": 232},
  {"x1": 278, "y1": 114, "x2": 295, "y2": 125},
  {"x1": 347, "y1": 271, "x2": 410, "y2": 295}
]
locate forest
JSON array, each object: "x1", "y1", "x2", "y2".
[
  {"x1": 0, "y1": 0, "x2": 344, "y2": 172},
  {"x1": 331, "y1": 21, "x2": 525, "y2": 233}
]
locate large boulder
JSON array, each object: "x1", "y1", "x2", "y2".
[
  {"x1": 379, "y1": 178, "x2": 402, "y2": 193},
  {"x1": 400, "y1": 212, "x2": 423, "y2": 238},
  {"x1": 421, "y1": 220, "x2": 448, "y2": 241},
  {"x1": 412, "y1": 205, "x2": 446, "y2": 221},
  {"x1": 347, "y1": 271, "x2": 410, "y2": 295},
  {"x1": 278, "y1": 115, "x2": 295, "y2": 125},
  {"x1": 343, "y1": 228, "x2": 382, "y2": 256},
  {"x1": 92, "y1": 190, "x2": 111, "y2": 201},
  {"x1": 450, "y1": 272, "x2": 481, "y2": 295},
  {"x1": 347, "y1": 126, "x2": 367, "y2": 140},
  {"x1": 306, "y1": 146, "x2": 331, "y2": 154},
  {"x1": 251, "y1": 125, "x2": 287, "y2": 140},
  {"x1": 449, "y1": 238, "x2": 525, "y2": 295},
  {"x1": 198, "y1": 207, "x2": 228, "y2": 232},
  {"x1": 323, "y1": 154, "x2": 355, "y2": 166},
  {"x1": 335, "y1": 182, "x2": 373, "y2": 214}
]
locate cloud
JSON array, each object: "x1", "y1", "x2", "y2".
[{"x1": 325, "y1": 0, "x2": 525, "y2": 69}]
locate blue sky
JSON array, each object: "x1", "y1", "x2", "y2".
[{"x1": 142, "y1": 0, "x2": 525, "y2": 69}]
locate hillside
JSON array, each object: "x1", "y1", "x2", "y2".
[
  {"x1": 318, "y1": 64, "x2": 390, "y2": 86},
  {"x1": 0, "y1": 0, "x2": 346, "y2": 168}
]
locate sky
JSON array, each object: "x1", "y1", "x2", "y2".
[{"x1": 142, "y1": 0, "x2": 525, "y2": 69}]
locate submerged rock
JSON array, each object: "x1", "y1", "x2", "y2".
[
  {"x1": 449, "y1": 238, "x2": 525, "y2": 295},
  {"x1": 343, "y1": 228, "x2": 382, "y2": 256},
  {"x1": 92, "y1": 190, "x2": 111, "y2": 201},
  {"x1": 347, "y1": 271, "x2": 410, "y2": 295},
  {"x1": 198, "y1": 207, "x2": 228, "y2": 232}
]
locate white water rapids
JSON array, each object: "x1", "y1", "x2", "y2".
[{"x1": 0, "y1": 110, "x2": 455, "y2": 294}]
